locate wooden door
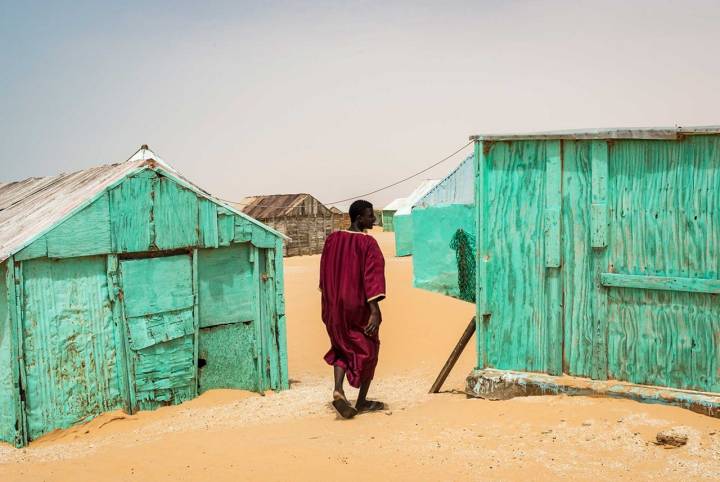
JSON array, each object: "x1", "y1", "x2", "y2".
[{"x1": 119, "y1": 254, "x2": 197, "y2": 411}]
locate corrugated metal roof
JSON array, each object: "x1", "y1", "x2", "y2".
[
  {"x1": 237, "y1": 193, "x2": 332, "y2": 219},
  {"x1": 469, "y1": 125, "x2": 720, "y2": 141},
  {"x1": 383, "y1": 198, "x2": 406, "y2": 212},
  {"x1": 0, "y1": 147, "x2": 285, "y2": 262},
  {"x1": 395, "y1": 179, "x2": 441, "y2": 216},
  {"x1": 415, "y1": 154, "x2": 474, "y2": 208}
]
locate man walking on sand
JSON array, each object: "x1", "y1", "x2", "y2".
[{"x1": 319, "y1": 199, "x2": 386, "y2": 419}]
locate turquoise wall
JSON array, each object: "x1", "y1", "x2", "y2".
[
  {"x1": 393, "y1": 214, "x2": 413, "y2": 256},
  {"x1": 2, "y1": 167, "x2": 288, "y2": 447},
  {"x1": 475, "y1": 135, "x2": 720, "y2": 393},
  {"x1": 412, "y1": 204, "x2": 475, "y2": 300},
  {"x1": 0, "y1": 262, "x2": 18, "y2": 444}
]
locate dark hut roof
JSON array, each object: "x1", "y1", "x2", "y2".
[{"x1": 237, "y1": 193, "x2": 332, "y2": 219}]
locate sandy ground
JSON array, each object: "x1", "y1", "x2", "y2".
[{"x1": 2, "y1": 229, "x2": 720, "y2": 481}]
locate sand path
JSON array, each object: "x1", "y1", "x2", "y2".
[{"x1": 2, "y1": 230, "x2": 720, "y2": 481}]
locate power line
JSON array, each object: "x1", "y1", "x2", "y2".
[
  {"x1": 325, "y1": 140, "x2": 474, "y2": 205},
  {"x1": 218, "y1": 139, "x2": 474, "y2": 209}
]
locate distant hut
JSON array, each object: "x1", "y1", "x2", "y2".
[
  {"x1": 412, "y1": 154, "x2": 475, "y2": 301},
  {"x1": 0, "y1": 147, "x2": 288, "y2": 447},
  {"x1": 381, "y1": 198, "x2": 405, "y2": 232},
  {"x1": 238, "y1": 194, "x2": 343, "y2": 257},
  {"x1": 329, "y1": 206, "x2": 351, "y2": 230},
  {"x1": 393, "y1": 180, "x2": 440, "y2": 257}
]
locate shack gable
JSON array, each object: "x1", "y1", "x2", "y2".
[
  {"x1": 6, "y1": 170, "x2": 283, "y2": 263},
  {"x1": 1, "y1": 150, "x2": 284, "y2": 263}
]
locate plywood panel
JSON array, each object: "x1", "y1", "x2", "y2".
[
  {"x1": 46, "y1": 194, "x2": 112, "y2": 258},
  {"x1": 197, "y1": 244, "x2": 255, "y2": 327},
  {"x1": 154, "y1": 177, "x2": 199, "y2": 250},
  {"x1": 120, "y1": 255, "x2": 194, "y2": 318},
  {"x1": 110, "y1": 172, "x2": 154, "y2": 253}
]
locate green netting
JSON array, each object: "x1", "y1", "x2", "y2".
[{"x1": 449, "y1": 228, "x2": 476, "y2": 303}]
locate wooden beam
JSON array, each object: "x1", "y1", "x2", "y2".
[
  {"x1": 430, "y1": 317, "x2": 476, "y2": 394},
  {"x1": 601, "y1": 273, "x2": 720, "y2": 294}
]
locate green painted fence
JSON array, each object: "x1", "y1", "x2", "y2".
[
  {"x1": 0, "y1": 167, "x2": 288, "y2": 447},
  {"x1": 474, "y1": 134, "x2": 720, "y2": 393},
  {"x1": 412, "y1": 204, "x2": 475, "y2": 300}
]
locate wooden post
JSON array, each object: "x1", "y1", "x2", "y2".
[{"x1": 429, "y1": 317, "x2": 476, "y2": 393}]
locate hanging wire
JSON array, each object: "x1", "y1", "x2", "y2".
[{"x1": 217, "y1": 140, "x2": 474, "y2": 209}]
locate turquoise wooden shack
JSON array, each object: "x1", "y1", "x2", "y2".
[
  {"x1": 381, "y1": 198, "x2": 404, "y2": 233},
  {"x1": 412, "y1": 154, "x2": 475, "y2": 301},
  {"x1": 0, "y1": 146, "x2": 289, "y2": 447},
  {"x1": 468, "y1": 126, "x2": 720, "y2": 405},
  {"x1": 393, "y1": 180, "x2": 440, "y2": 257}
]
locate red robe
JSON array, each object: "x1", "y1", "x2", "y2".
[{"x1": 319, "y1": 230, "x2": 386, "y2": 388}]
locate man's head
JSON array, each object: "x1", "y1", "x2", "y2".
[{"x1": 349, "y1": 199, "x2": 375, "y2": 230}]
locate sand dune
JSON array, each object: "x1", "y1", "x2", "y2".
[{"x1": 2, "y1": 230, "x2": 720, "y2": 481}]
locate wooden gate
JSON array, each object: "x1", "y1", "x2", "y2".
[{"x1": 476, "y1": 135, "x2": 720, "y2": 392}]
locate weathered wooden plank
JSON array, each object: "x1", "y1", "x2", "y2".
[
  {"x1": 9, "y1": 258, "x2": 27, "y2": 447},
  {"x1": 192, "y1": 249, "x2": 200, "y2": 396},
  {"x1": 46, "y1": 194, "x2": 112, "y2": 258},
  {"x1": 590, "y1": 140, "x2": 608, "y2": 248},
  {"x1": 110, "y1": 173, "x2": 154, "y2": 253},
  {"x1": 250, "y1": 246, "x2": 266, "y2": 390},
  {"x1": 154, "y1": 177, "x2": 199, "y2": 250},
  {"x1": 198, "y1": 199, "x2": 219, "y2": 249},
  {"x1": 543, "y1": 140, "x2": 562, "y2": 375},
  {"x1": 217, "y1": 211, "x2": 235, "y2": 247},
  {"x1": 2, "y1": 259, "x2": 26, "y2": 447},
  {"x1": 474, "y1": 140, "x2": 488, "y2": 369},
  {"x1": 105, "y1": 255, "x2": 133, "y2": 414},
  {"x1": 262, "y1": 249, "x2": 280, "y2": 390},
  {"x1": 274, "y1": 238, "x2": 289, "y2": 389},
  {"x1": 561, "y1": 141, "x2": 594, "y2": 377},
  {"x1": 590, "y1": 140, "x2": 609, "y2": 380},
  {"x1": 601, "y1": 273, "x2": 720, "y2": 294},
  {"x1": 544, "y1": 141, "x2": 562, "y2": 268}
]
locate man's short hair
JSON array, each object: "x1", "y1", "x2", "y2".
[{"x1": 349, "y1": 200, "x2": 373, "y2": 222}]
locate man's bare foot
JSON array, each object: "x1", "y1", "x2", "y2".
[
  {"x1": 332, "y1": 390, "x2": 357, "y2": 419},
  {"x1": 356, "y1": 400, "x2": 385, "y2": 413}
]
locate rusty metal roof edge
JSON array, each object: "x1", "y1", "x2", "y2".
[{"x1": 468, "y1": 125, "x2": 720, "y2": 141}]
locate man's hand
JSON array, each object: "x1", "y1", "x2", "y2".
[{"x1": 364, "y1": 301, "x2": 382, "y2": 336}]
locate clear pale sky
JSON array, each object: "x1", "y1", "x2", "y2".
[{"x1": 1, "y1": 0, "x2": 718, "y2": 208}]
